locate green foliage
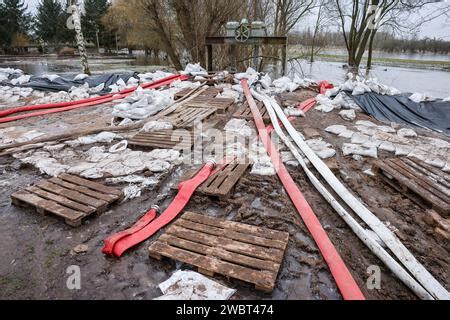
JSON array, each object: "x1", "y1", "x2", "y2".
[
  {"x1": 82, "y1": 0, "x2": 114, "y2": 48},
  {"x1": 0, "y1": 0, "x2": 31, "y2": 47},
  {"x1": 34, "y1": 0, "x2": 75, "y2": 44}
]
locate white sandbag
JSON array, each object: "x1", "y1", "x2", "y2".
[
  {"x1": 42, "y1": 74, "x2": 60, "y2": 82},
  {"x1": 325, "y1": 125, "x2": 347, "y2": 135},
  {"x1": 141, "y1": 121, "x2": 173, "y2": 132},
  {"x1": 155, "y1": 270, "x2": 236, "y2": 300},
  {"x1": 397, "y1": 128, "x2": 417, "y2": 138},
  {"x1": 284, "y1": 107, "x2": 305, "y2": 117},
  {"x1": 10, "y1": 75, "x2": 31, "y2": 85},
  {"x1": 146, "y1": 159, "x2": 171, "y2": 173},
  {"x1": 184, "y1": 63, "x2": 208, "y2": 77},
  {"x1": 74, "y1": 74, "x2": 89, "y2": 81},
  {"x1": 342, "y1": 143, "x2": 378, "y2": 159},
  {"x1": 339, "y1": 110, "x2": 356, "y2": 121}
]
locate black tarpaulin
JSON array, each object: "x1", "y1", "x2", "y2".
[
  {"x1": 5, "y1": 72, "x2": 138, "y2": 93},
  {"x1": 347, "y1": 92, "x2": 450, "y2": 136}
]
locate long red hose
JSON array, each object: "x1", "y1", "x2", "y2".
[
  {"x1": 0, "y1": 74, "x2": 187, "y2": 124},
  {"x1": 0, "y1": 74, "x2": 183, "y2": 118},
  {"x1": 102, "y1": 207, "x2": 159, "y2": 256},
  {"x1": 103, "y1": 162, "x2": 216, "y2": 258},
  {"x1": 241, "y1": 79, "x2": 364, "y2": 300}
]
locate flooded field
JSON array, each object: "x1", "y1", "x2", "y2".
[
  {"x1": 1, "y1": 53, "x2": 449, "y2": 98},
  {"x1": 292, "y1": 60, "x2": 450, "y2": 98},
  {"x1": 0, "y1": 55, "x2": 168, "y2": 76}
]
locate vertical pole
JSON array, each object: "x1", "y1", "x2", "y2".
[
  {"x1": 206, "y1": 44, "x2": 213, "y2": 72},
  {"x1": 229, "y1": 44, "x2": 237, "y2": 73},
  {"x1": 96, "y1": 29, "x2": 100, "y2": 54},
  {"x1": 253, "y1": 44, "x2": 260, "y2": 71},
  {"x1": 281, "y1": 41, "x2": 287, "y2": 76}
]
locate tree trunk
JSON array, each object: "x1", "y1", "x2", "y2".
[
  {"x1": 70, "y1": 3, "x2": 90, "y2": 75},
  {"x1": 366, "y1": 31, "x2": 376, "y2": 70}
]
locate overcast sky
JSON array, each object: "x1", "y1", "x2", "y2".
[{"x1": 24, "y1": 0, "x2": 450, "y2": 40}]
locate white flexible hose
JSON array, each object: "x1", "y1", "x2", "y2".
[
  {"x1": 251, "y1": 88, "x2": 434, "y2": 300},
  {"x1": 256, "y1": 89, "x2": 449, "y2": 300}
]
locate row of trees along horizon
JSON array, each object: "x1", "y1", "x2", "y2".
[{"x1": 0, "y1": 0, "x2": 449, "y2": 71}]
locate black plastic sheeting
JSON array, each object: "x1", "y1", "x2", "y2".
[
  {"x1": 4, "y1": 72, "x2": 138, "y2": 94},
  {"x1": 347, "y1": 92, "x2": 450, "y2": 136}
]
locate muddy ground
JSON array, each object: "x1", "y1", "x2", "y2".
[{"x1": 0, "y1": 88, "x2": 448, "y2": 300}]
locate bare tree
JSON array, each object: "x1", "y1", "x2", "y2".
[
  {"x1": 310, "y1": 0, "x2": 333, "y2": 62},
  {"x1": 273, "y1": 0, "x2": 316, "y2": 36},
  {"x1": 331, "y1": 0, "x2": 441, "y2": 72}
]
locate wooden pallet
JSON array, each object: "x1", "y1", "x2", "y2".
[
  {"x1": 149, "y1": 212, "x2": 289, "y2": 292},
  {"x1": 176, "y1": 161, "x2": 250, "y2": 197},
  {"x1": 373, "y1": 158, "x2": 450, "y2": 217},
  {"x1": 174, "y1": 88, "x2": 192, "y2": 100},
  {"x1": 161, "y1": 107, "x2": 216, "y2": 129},
  {"x1": 174, "y1": 87, "x2": 223, "y2": 100},
  {"x1": 185, "y1": 96, "x2": 235, "y2": 114},
  {"x1": 233, "y1": 101, "x2": 270, "y2": 121},
  {"x1": 11, "y1": 174, "x2": 124, "y2": 227},
  {"x1": 129, "y1": 129, "x2": 194, "y2": 151}
]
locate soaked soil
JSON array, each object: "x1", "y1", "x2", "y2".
[{"x1": 0, "y1": 87, "x2": 448, "y2": 300}]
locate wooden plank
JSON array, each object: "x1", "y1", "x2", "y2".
[
  {"x1": 37, "y1": 181, "x2": 107, "y2": 209},
  {"x1": 408, "y1": 157, "x2": 450, "y2": 183},
  {"x1": 158, "y1": 234, "x2": 280, "y2": 272},
  {"x1": 149, "y1": 241, "x2": 276, "y2": 292},
  {"x1": 403, "y1": 158, "x2": 450, "y2": 188},
  {"x1": 26, "y1": 186, "x2": 95, "y2": 214},
  {"x1": 390, "y1": 159, "x2": 449, "y2": 200},
  {"x1": 59, "y1": 174, "x2": 123, "y2": 197},
  {"x1": 164, "y1": 107, "x2": 216, "y2": 128},
  {"x1": 48, "y1": 178, "x2": 116, "y2": 203},
  {"x1": 11, "y1": 191, "x2": 85, "y2": 221},
  {"x1": 375, "y1": 160, "x2": 449, "y2": 215},
  {"x1": 168, "y1": 224, "x2": 284, "y2": 262},
  {"x1": 182, "y1": 211, "x2": 289, "y2": 242},
  {"x1": 129, "y1": 130, "x2": 194, "y2": 151},
  {"x1": 233, "y1": 101, "x2": 270, "y2": 120},
  {"x1": 202, "y1": 162, "x2": 249, "y2": 197},
  {"x1": 12, "y1": 175, "x2": 123, "y2": 227},
  {"x1": 148, "y1": 211, "x2": 288, "y2": 292},
  {"x1": 175, "y1": 218, "x2": 287, "y2": 250}
]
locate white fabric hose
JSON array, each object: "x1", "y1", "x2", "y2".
[
  {"x1": 252, "y1": 89, "x2": 433, "y2": 300},
  {"x1": 261, "y1": 89, "x2": 450, "y2": 300}
]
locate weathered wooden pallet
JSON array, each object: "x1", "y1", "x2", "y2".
[
  {"x1": 184, "y1": 97, "x2": 235, "y2": 114},
  {"x1": 11, "y1": 174, "x2": 124, "y2": 227},
  {"x1": 233, "y1": 101, "x2": 270, "y2": 121},
  {"x1": 129, "y1": 129, "x2": 194, "y2": 151},
  {"x1": 174, "y1": 87, "x2": 222, "y2": 100},
  {"x1": 175, "y1": 161, "x2": 250, "y2": 197},
  {"x1": 174, "y1": 88, "x2": 192, "y2": 100},
  {"x1": 148, "y1": 212, "x2": 289, "y2": 292},
  {"x1": 373, "y1": 158, "x2": 450, "y2": 217},
  {"x1": 198, "y1": 87, "x2": 223, "y2": 98},
  {"x1": 161, "y1": 107, "x2": 216, "y2": 129}
]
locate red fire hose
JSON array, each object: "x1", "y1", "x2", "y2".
[
  {"x1": 0, "y1": 74, "x2": 187, "y2": 124},
  {"x1": 102, "y1": 206, "x2": 159, "y2": 256},
  {"x1": 103, "y1": 161, "x2": 216, "y2": 258},
  {"x1": 241, "y1": 79, "x2": 364, "y2": 300}
]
